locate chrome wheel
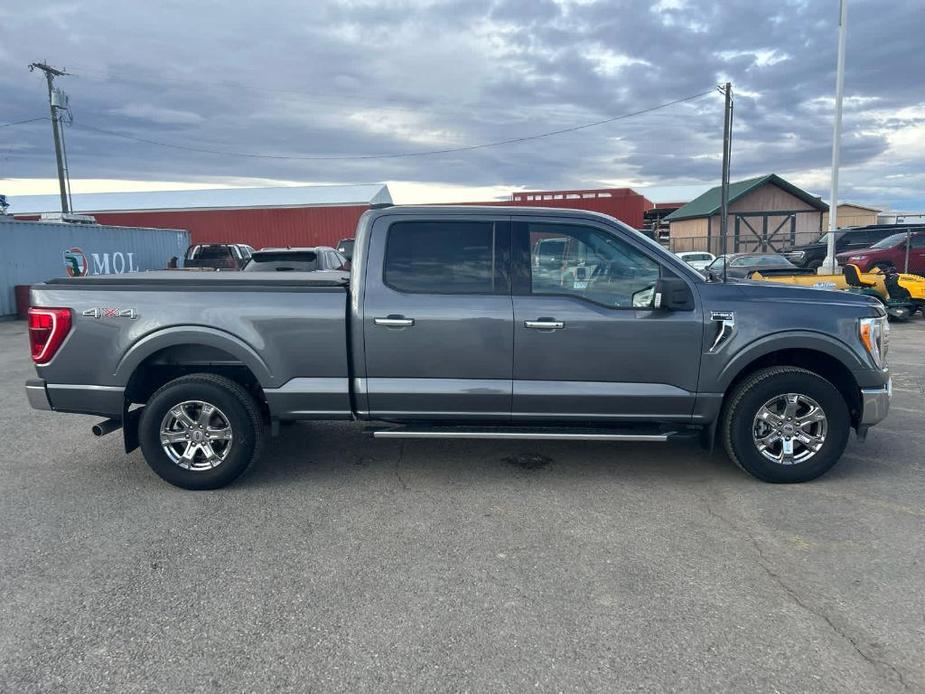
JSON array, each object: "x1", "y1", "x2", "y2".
[
  {"x1": 752, "y1": 393, "x2": 827, "y2": 465},
  {"x1": 159, "y1": 400, "x2": 233, "y2": 471}
]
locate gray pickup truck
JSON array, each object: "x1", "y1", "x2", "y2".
[{"x1": 26, "y1": 206, "x2": 891, "y2": 489}]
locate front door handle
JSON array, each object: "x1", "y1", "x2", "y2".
[
  {"x1": 374, "y1": 315, "x2": 415, "y2": 327},
  {"x1": 524, "y1": 319, "x2": 565, "y2": 330}
]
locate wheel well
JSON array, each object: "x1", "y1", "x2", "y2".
[
  {"x1": 725, "y1": 348, "x2": 862, "y2": 426},
  {"x1": 125, "y1": 344, "x2": 266, "y2": 410}
]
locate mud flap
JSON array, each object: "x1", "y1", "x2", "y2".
[
  {"x1": 123, "y1": 404, "x2": 143, "y2": 453},
  {"x1": 700, "y1": 418, "x2": 719, "y2": 452}
]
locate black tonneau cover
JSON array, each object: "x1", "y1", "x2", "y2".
[{"x1": 44, "y1": 270, "x2": 349, "y2": 290}]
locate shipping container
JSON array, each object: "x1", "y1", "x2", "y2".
[{"x1": 0, "y1": 217, "x2": 189, "y2": 317}]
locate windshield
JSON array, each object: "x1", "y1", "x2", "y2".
[
  {"x1": 729, "y1": 255, "x2": 793, "y2": 267},
  {"x1": 190, "y1": 245, "x2": 232, "y2": 260},
  {"x1": 870, "y1": 232, "x2": 909, "y2": 249}
]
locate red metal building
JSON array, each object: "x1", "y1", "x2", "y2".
[
  {"x1": 11, "y1": 184, "x2": 392, "y2": 249},
  {"x1": 459, "y1": 188, "x2": 652, "y2": 228}
]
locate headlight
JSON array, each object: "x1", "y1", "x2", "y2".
[
  {"x1": 859, "y1": 316, "x2": 889, "y2": 368},
  {"x1": 849, "y1": 255, "x2": 866, "y2": 261},
  {"x1": 788, "y1": 250, "x2": 805, "y2": 259}
]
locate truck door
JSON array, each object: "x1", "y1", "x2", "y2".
[
  {"x1": 362, "y1": 216, "x2": 513, "y2": 420},
  {"x1": 510, "y1": 219, "x2": 703, "y2": 422}
]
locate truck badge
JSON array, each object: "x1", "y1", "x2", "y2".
[{"x1": 83, "y1": 308, "x2": 138, "y2": 319}]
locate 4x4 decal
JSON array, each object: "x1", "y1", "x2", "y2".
[{"x1": 82, "y1": 308, "x2": 138, "y2": 320}]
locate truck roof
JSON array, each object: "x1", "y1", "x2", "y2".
[{"x1": 365, "y1": 204, "x2": 629, "y2": 226}]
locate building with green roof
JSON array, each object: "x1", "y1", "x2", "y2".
[{"x1": 665, "y1": 174, "x2": 828, "y2": 255}]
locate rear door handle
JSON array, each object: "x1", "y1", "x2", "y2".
[
  {"x1": 374, "y1": 316, "x2": 415, "y2": 327},
  {"x1": 524, "y1": 319, "x2": 565, "y2": 330}
]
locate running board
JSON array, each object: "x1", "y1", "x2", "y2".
[{"x1": 370, "y1": 425, "x2": 675, "y2": 442}]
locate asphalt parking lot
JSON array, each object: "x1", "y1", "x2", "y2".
[{"x1": 1, "y1": 319, "x2": 923, "y2": 693}]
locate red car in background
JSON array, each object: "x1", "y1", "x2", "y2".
[{"x1": 837, "y1": 231, "x2": 925, "y2": 274}]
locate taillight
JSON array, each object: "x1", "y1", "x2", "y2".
[{"x1": 28, "y1": 308, "x2": 72, "y2": 364}]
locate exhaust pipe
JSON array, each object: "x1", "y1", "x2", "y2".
[{"x1": 92, "y1": 418, "x2": 122, "y2": 437}]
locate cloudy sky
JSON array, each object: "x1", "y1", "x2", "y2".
[{"x1": 1, "y1": 0, "x2": 923, "y2": 209}]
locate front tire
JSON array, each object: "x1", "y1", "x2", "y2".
[
  {"x1": 139, "y1": 373, "x2": 264, "y2": 489},
  {"x1": 722, "y1": 367, "x2": 850, "y2": 483}
]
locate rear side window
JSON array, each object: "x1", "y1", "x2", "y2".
[{"x1": 384, "y1": 221, "x2": 507, "y2": 294}]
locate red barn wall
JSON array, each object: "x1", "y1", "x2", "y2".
[
  {"x1": 461, "y1": 188, "x2": 652, "y2": 228},
  {"x1": 87, "y1": 205, "x2": 370, "y2": 248}
]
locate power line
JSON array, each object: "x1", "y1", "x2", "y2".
[
  {"x1": 0, "y1": 117, "x2": 49, "y2": 128},
  {"x1": 70, "y1": 88, "x2": 717, "y2": 162}
]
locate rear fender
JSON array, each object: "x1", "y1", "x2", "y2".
[{"x1": 114, "y1": 326, "x2": 274, "y2": 386}]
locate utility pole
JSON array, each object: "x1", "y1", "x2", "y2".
[
  {"x1": 822, "y1": 0, "x2": 848, "y2": 274},
  {"x1": 719, "y1": 82, "x2": 733, "y2": 282},
  {"x1": 28, "y1": 61, "x2": 71, "y2": 214}
]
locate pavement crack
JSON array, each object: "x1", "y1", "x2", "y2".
[{"x1": 705, "y1": 502, "x2": 914, "y2": 692}]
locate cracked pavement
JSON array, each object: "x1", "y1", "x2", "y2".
[{"x1": 1, "y1": 319, "x2": 923, "y2": 693}]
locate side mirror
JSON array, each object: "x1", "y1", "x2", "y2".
[{"x1": 654, "y1": 276, "x2": 694, "y2": 311}]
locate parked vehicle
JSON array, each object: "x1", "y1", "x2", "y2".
[
  {"x1": 751, "y1": 263, "x2": 925, "y2": 321},
  {"x1": 783, "y1": 225, "x2": 924, "y2": 269},
  {"x1": 704, "y1": 253, "x2": 809, "y2": 279},
  {"x1": 336, "y1": 238, "x2": 355, "y2": 261},
  {"x1": 184, "y1": 243, "x2": 254, "y2": 270},
  {"x1": 26, "y1": 206, "x2": 891, "y2": 489},
  {"x1": 836, "y1": 231, "x2": 925, "y2": 274},
  {"x1": 243, "y1": 247, "x2": 350, "y2": 273},
  {"x1": 676, "y1": 251, "x2": 715, "y2": 271}
]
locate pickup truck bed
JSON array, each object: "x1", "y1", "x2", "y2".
[{"x1": 33, "y1": 272, "x2": 352, "y2": 420}]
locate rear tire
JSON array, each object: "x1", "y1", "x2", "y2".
[
  {"x1": 722, "y1": 367, "x2": 850, "y2": 483},
  {"x1": 139, "y1": 373, "x2": 264, "y2": 490}
]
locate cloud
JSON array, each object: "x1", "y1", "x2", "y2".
[
  {"x1": 108, "y1": 103, "x2": 204, "y2": 125},
  {"x1": 1, "y1": 0, "x2": 923, "y2": 208}
]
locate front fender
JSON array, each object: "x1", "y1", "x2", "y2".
[
  {"x1": 113, "y1": 326, "x2": 275, "y2": 386},
  {"x1": 714, "y1": 330, "x2": 870, "y2": 391}
]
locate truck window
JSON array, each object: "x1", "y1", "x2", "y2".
[
  {"x1": 522, "y1": 223, "x2": 660, "y2": 308},
  {"x1": 384, "y1": 221, "x2": 506, "y2": 294}
]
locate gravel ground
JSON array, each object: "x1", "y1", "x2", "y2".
[{"x1": 1, "y1": 318, "x2": 923, "y2": 693}]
